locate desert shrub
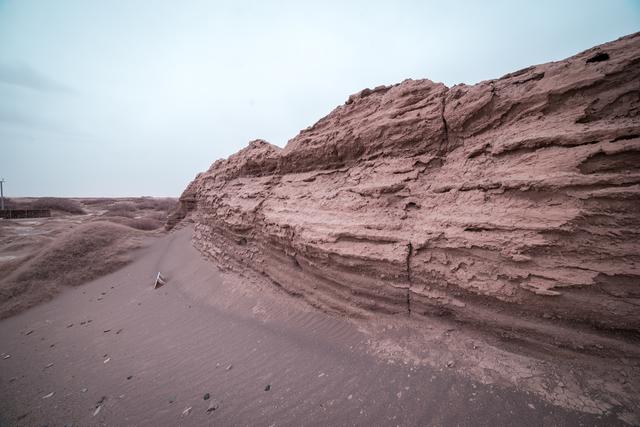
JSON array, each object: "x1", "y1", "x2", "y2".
[
  {"x1": 109, "y1": 201, "x2": 138, "y2": 211},
  {"x1": 101, "y1": 201, "x2": 139, "y2": 218},
  {"x1": 102, "y1": 209, "x2": 136, "y2": 218},
  {"x1": 82, "y1": 198, "x2": 118, "y2": 206},
  {"x1": 146, "y1": 210, "x2": 168, "y2": 221},
  {"x1": 30, "y1": 197, "x2": 86, "y2": 214},
  {"x1": 101, "y1": 216, "x2": 163, "y2": 231},
  {"x1": 133, "y1": 197, "x2": 177, "y2": 211}
]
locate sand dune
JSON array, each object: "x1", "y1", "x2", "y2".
[{"x1": 0, "y1": 227, "x2": 626, "y2": 426}]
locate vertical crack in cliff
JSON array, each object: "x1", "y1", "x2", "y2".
[
  {"x1": 440, "y1": 88, "x2": 450, "y2": 155},
  {"x1": 406, "y1": 242, "x2": 413, "y2": 316}
]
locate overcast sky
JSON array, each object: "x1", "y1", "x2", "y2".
[{"x1": 1, "y1": 1, "x2": 638, "y2": 197}]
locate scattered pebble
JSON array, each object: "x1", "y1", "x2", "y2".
[
  {"x1": 25, "y1": 330, "x2": 34, "y2": 336},
  {"x1": 81, "y1": 388, "x2": 88, "y2": 393},
  {"x1": 318, "y1": 373, "x2": 325, "y2": 378},
  {"x1": 44, "y1": 363, "x2": 54, "y2": 369},
  {"x1": 9, "y1": 377, "x2": 17, "y2": 383},
  {"x1": 446, "y1": 360, "x2": 455, "y2": 368},
  {"x1": 103, "y1": 329, "x2": 111, "y2": 333},
  {"x1": 127, "y1": 375, "x2": 133, "y2": 380},
  {"x1": 206, "y1": 400, "x2": 219, "y2": 413},
  {"x1": 347, "y1": 394, "x2": 353, "y2": 400},
  {"x1": 264, "y1": 384, "x2": 271, "y2": 391},
  {"x1": 67, "y1": 324, "x2": 74, "y2": 328},
  {"x1": 42, "y1": 392, "x2": 54, "y2": 399},
  {"x1": 116, "y1": 329, "x2": 123, "y2": 334},
  {"x1": 182, "y1": 406, "x2": 192, "y2": 416},
  {"x1": 203, "y1": 393, "x2": 210, "y2": 400},
  {"x1": 103, "y1": 358, "x2": 111, "y2": 364},
  {"x1": 528, "y1": 403, "x2": 535, "y2": 410},
  {"x1": 3, "y1": 354, "x2": 10, "y2": 359},
  {"x1": 226, "y1": 364, "x2": 233, "y2": 371},
  {"x1": 93, "y1": 406, "x2": 102, "y2": 417}
]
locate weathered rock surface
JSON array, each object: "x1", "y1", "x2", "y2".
[{"x1": 170, "y1": 33, "x2": 640, "y2": 339}]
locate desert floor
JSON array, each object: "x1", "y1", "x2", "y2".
[{"x1": 0, "y1": 226, "x2": 625, "y2": 426}]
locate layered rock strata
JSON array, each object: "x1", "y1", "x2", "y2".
[{"x1": 170, "y1": 33, "x2": 640, "y2": 338}]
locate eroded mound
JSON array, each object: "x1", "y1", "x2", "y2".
[
  {"x1": 0, "y1": 221, "x2": 144, "y2": 318},
  {"x1": 170, "y1": 34, "x2": 640, "y2": 346}
]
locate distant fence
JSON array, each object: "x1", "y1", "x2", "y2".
[{"x1": 0, "y1": 209, "x2": 51, "y2": 219}]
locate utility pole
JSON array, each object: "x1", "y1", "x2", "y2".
[{"x1": 0, "y1": 178, "x2": 5, "y2": 210}]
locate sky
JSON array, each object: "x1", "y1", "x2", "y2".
[{"x1": 0, "y1": 1, "x2": 638, "y2": 197}]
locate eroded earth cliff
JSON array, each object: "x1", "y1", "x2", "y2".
[{"x1": 169, "y1": 33, "x2": 640, "y2": 346}]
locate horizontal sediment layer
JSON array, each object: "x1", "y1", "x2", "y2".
[{"x1": 169, "y1": 32, "x2": 640, "y2": 343}]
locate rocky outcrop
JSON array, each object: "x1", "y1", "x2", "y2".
[{"x1": 171, "y1": 33, "x2": 640, "y2": 339}]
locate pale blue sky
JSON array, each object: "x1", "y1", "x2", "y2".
[{"x1": 1, "y1": 0, "x2": 638, "y2": 196}]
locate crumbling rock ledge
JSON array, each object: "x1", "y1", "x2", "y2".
[{"x1": 169, "y1": 33, "x2": 640, "y2": 344}]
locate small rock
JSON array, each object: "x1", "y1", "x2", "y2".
[
  {"x1": 225, "y1": 364, "x2": 233, "y2": 371},
  {"x1": 42, "y1": 392, "x2": 54, "y2": 399},
  {"x1": 45, "y1": 363, "x2": 54, "y2": 369},
  {"x1": 127, "y1": 376, "x2": 133, "y2": 380},
  {"x1": 347, "y1": 394, "x2": 353, "y2": 400},
  {"x1": 116, "y1": 329, "x2": 123, "y2": 334},
  {"x1": 528, "y1": 403, "x2": 535, "y2": 410},
  {"x1": 3, "y1": 354, "x2": 11, "y2": 359},
  {"x1": 103, "y1": 329, "x2": 111, "y2": 333},
  {"x1": 182, "y1": 406, "x2": 192, "y2": 416},
  {"x1": 25, "y1": 330, "x2": 34, "y2": 336},
  {"x1": 103, "y1": 358, "x2": 111, "y2": 364},
  {"x1": 264, "y1": 384, "x2": 271, "y2": 391},
  {"x1": 93, "y1": 406, "x2": 102, "y2": 417},
  {"x1": 446, "y1": 360, "x2": 455, "y2": 368},
  {"x1": 9, "y1": 377, "x2": 17, "y2": 383},
  {"x1": 203, "y1": 393, "x2": 210, "y2": 400},
  {"x1": 206, "y1": 400, "x2": 219, "y2": 413},
  {"x1": 81, "y1": 388, "x2": 88, "y2": 393},
  {"x1": 67, "y1": 324, "x2": 74, "y2": 328}
]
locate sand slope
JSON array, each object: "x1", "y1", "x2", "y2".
[{"x1": 0, "y1": 227, "x2": 624, "y2": 426}]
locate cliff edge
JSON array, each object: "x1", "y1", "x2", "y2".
[{"x1": 169, "y1": 33, "x2": 640, "y2": 343}]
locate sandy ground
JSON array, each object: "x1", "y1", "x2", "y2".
[{"x1": 0, "y1": 227, "x2": 627, "y2": 426}]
